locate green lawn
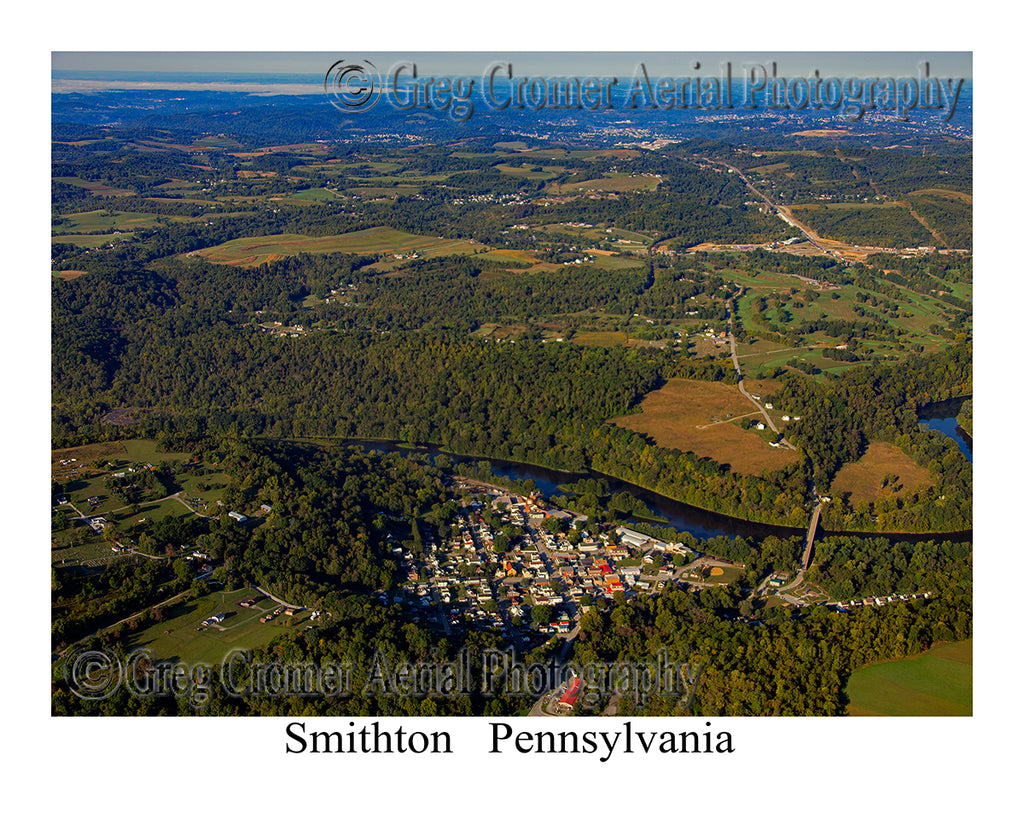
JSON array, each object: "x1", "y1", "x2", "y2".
[
  {"x1": 110, "y1": 496, "x2": 192, "y2": 526},
  {"x1": 125, "y1": 587, "x2": 312, "y2": 666},
  {"x1": 845, "y1": 639, "x2": 972, "y2": 716},
  {"x1": 121, "y1": 439, "x2": 189, "y2": 464}
]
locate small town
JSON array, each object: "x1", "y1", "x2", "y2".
[{"x1": 391, "y1": 478, "x2": 753, "y2": 649}]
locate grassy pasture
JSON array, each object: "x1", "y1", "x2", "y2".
[
  {"x1": 548, "y1": 173, "x2": 660, "y2": 195},
  {"x1": 53, "y1": 210, "x2": 174, "y2": 234},
  {"x1": 191, "y1": 135, "x2": 245, "y2": 150},
  {"x1": 572, "y1": 330, "x2": 628, "y2": 348},
  {"x1": 608, "y1": 379, "x2": 800, "y2": 476},
  {"x1": 747, "y1": 162, "x2": 791, "y2": 174},
  {"x1": 155, "y1": 178, "x2": 201, "y2": 192},
  {"x1": 52, "y1": 233, "x2": 135, "y2": 248},
  {"x1": 282, "y1": 187, "x2": 340, "y2": 203},
  {"x1": 125, "y1": 587, "x2": 313, "y2": 666},
  {"x1": 194, "y1": 227, "x2": 487, "y2": 266},
  {"x1": 845, "y1": 639, "x2": 972, "y2": 716},
  {"x1": 830, "y1": 441, "x2": 934, "y2": 503},
  {"x1": 110, "y1": 496, "x2": 193, "y2": 526},
  {"x1": 908, "y1": 188, "x2": 972, "y2": 203},
  {"x1": 495, "y1": 163, "x2": 560, "y2": 180},
  {"x1": 568, "y1": 148, "x2": 642, "y2": 160},
  {"x1": 742, "y1": 378, "x2": 783, "y2": 399},
  {"x1": 342, "y1": 185, "x2": 421, "y2": 198},
  {"x1": 121, "y1": 439, "x2": 189, "y2": 464},
  {"x1": 53, "y1": 176, "x2": 135, "y2": 197},
  {"x1": 52, "y1": 441, "x2": 128, "y2": 474},
  {"x1": 587, "y1": 254, "x2": 646, "y2": 270}
]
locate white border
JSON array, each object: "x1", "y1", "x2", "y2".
[{"x1": 14, "y1": 1, "x2": 1014, "y2": 814}]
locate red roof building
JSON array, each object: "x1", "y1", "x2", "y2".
[{"x1": 558, "y1": 677, "x2": 583, "y2": 708}]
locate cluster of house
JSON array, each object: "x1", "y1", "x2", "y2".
[
  {"x1": 836, "y1": 591, "x2": 932, "y2": 610},
  {"x1": 258, "y1": 321, "x2": 306, "y2": 338},
  {"x1": 258, "y1": 605, "x2": 299, "y2": 624},
  {"x1": 392, "y1": 485, "x2": 696, "y2": 646},
  {"x1": 448, "y1": 191, "x2": 531, "y2": 206}
]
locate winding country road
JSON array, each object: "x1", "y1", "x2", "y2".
[{"x1": 725, "y1": 294, "x2": 797, "y2": 451}]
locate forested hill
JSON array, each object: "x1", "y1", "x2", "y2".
[{"x1": 53, "y1": 247, "x2": 970, "y2": 531}]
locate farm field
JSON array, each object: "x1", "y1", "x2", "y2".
[
  {"x1": 52, "y1": 209, "x2": 170, "y2": 234},
  {"x1": 845, "y1": 639, "x2": 972, "y2": 716},
  {"x1": 495, "y1": 163, "x2": 562, "y2": 180},
  {"x1": 572, "y1": 330, "x2": 628, "y2": 348},
  {"x1": 53, "y1": 175, "x2": 135, "y2": 197},
  {"x1": 52, "y1": 233, "x2": 135, "y2": 248},
  {"x1": 194, "y1": 227, "x2": 497, "y2": 266},
  {"x1": 829, "y1": 441, "x2": 934, "y2": 504},
  {"x1": 547, "y1": 173, "x2": 661, "y2": 195},
  {"x1": 282, "y1": 187, "x2": 341, "y2": 203},
  {"x1": 608, "y1": 378, "x2": 800, "y2": 475},
  {"x1": 908, "y1": 188, "x2": 973, "y2": 203}
]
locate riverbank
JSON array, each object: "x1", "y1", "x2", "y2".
[{"x1": 280, "y1": 436, "x2": 970, "y2": 544}]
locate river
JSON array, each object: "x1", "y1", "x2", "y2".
[
  {"x1": 339, "y1": 438, "x2": 967, "y2": 544},
  {"x1": 917, "y1": 396, "x2": 973, "y2": 463},
  {"x1": 345, "y1": 438, "x2": 795, "y2": 539}
]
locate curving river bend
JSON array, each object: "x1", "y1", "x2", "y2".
[{"x1": 340, "y1": 399, "x2": 972, "y2": 544}]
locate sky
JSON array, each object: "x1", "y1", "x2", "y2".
[{"x1": 52, "y1": 51, "x2": 972, "y2": 81}]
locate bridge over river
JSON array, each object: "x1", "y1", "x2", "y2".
[{"x1": 770, "y1": 500, "x2": 823, "y2": 596}]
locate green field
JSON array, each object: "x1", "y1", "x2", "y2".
[
  {"x1": 125, "y1": 587, "x2": 313, "y2": 666},
  {"x1": 726, "y1": 258, "x2": 967, "y2": 373},
  {"x1": 120, "y1": 438, "x2": 188, "y2": 463},
  {"x1": 52, "y1": 209, "x2": 176, "y2": 234},
  {"x1": 52, "y1": 233, "x2": 136, "y2": 248},
  {"x1": 845, "y1": 639, "x2": 972, "y2": 716},
  {"x1": 283, "y1": 187, "x2": 341, "y2": 203},
  {"x1": 549, "y1": 172, "x2": 661, "y2": 195},
  {"x1": 495, "y1": 163, "x2": 561, "y2": 180},
  {"x1": 195, "y1": 227, "x2": 490, "y2": 266},
  {"x1": 53, "y1": 176, "x2": 135, "y2": 196}
]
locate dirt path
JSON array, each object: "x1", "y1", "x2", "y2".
[{"x1": 900, "y1": 200, "x2": 949, "y2": 248}]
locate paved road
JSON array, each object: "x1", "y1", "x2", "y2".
[
  {"x1": 717, "y1": 160, "x2": 832, "y2": 256},
  {"x1": 771, "y1": 500, "x2": 823, "y2": 595},
  {"x1": 430, "y1": 588, "x2": 453, "y2": 636}
]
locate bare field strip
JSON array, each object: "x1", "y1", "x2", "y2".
[{"x1": 54, "y1": 270, "x2": 89, "y2": 281}]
